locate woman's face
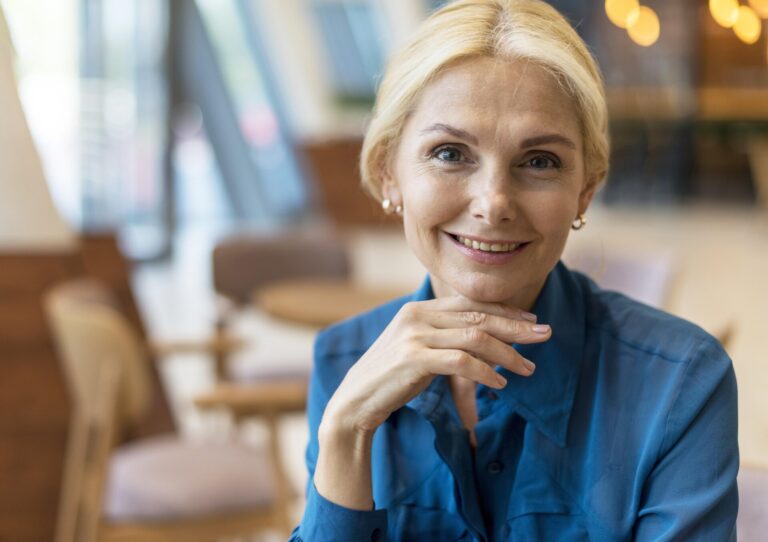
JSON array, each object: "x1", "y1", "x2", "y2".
[{"x1": 383, "y1": 56, "x2": 598, "y2": 311}]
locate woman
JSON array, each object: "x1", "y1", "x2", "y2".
[{"x1": 290, "y1": 1, "x2": 738, "y2": 540}]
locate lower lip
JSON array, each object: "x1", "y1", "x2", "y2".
[{"x1": 446, "y1": 233, "x2": 529, "y2": 265}]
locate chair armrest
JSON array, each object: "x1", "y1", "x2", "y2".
[
  {"x1": 149, "y1": 334, "x2": 248, "y2": 358},
  {"x1": 193, "y1": 380, "x2": 308, "y2": 419}
]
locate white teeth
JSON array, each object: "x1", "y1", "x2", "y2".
[{"x1": 455, "y1": 235, "x2": 519, "y2": 253}]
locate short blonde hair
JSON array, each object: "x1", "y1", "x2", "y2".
[{"x1": 360, "y1": 0, "x2": 609, "y2": 201}]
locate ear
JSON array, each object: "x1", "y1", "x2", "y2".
[
  {"x1": 379, "y1": 159, "x2": 403, "y2": 205},
  {"x1": 577, "y1": 172, "x2": 602, "y2": 215}
]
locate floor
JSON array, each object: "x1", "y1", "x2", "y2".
[{"x1": 131, "y1": 202, "x2": 768, "y2": 531}]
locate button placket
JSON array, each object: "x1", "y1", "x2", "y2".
[{"x1": 486, "y1": 460, "x2": 504, "y2": 474}]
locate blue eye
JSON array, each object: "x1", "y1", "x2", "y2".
[
  {"x1": 433, "y1": 146, "x2": 464, "y2": 163},
  {"x1": 527, "y1": 155, "x2": 559, "y2": 169}
]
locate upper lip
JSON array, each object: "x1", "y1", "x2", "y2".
[{"x1": 446, "y1": 232, "x2": 529, "y2": 245}]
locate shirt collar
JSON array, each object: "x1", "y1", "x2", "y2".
[{"x1": 407, "y1": 261, "x2": 586, "y2": 448}]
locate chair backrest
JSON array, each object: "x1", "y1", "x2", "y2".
[
  {"x1": 44, "y1": 279, "x2": 153, "y2": 436},
  {"x1": 737, "y1": 465, "x2": 768, "y2": 540},
  {"x1": 46, "y1": 279, "x2": 158, "y2": 542},
  {"x1": 564, "y1": 247, "x2": 677, "y2": 309},
  {"x1": 212, "y1": 230, "x2": 351, "y2": 305}
]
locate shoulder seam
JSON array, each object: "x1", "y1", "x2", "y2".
[
  {"x1": 657, "y1": 338, "x2": 709, "y2": 460},
  {"x1": 585, "y1": 321, "x2": 706, "y2": 364}
]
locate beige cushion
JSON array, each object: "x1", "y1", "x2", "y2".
[
  {"x1": 738, "y1": 466, "x2": 768, "y2": 540},
  {"x1": 104, "y1": 434, "x2": 275, "y2": 521}
]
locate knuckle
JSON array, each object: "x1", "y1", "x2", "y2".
[
  {"x1": 462, "y1": 310, "x2": 486, "y2": 326},
  {"x1": 399, "y1": 302, "x2": 418, "y2": 320},
  {"x1": 464, "y1": 326, "x2": 486, "y2": 346},
  {"x1": 448, "y1": 350, "x2": 469, "y2": 369},
  {"x1": 407, "y1": 328, "x2": 426, "y2": 345}
]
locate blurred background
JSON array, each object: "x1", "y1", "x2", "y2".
[{"x1": 1, "y1": 0, "x2": 767, "y2": 540}]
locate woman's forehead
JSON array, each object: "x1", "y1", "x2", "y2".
[{"x1": 406, "y1": 57, "x2": 581, "y2": 142}]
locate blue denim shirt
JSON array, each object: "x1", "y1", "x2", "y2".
[{"x1": 290, "y1": 262, "x2": 738, "y2": 541}]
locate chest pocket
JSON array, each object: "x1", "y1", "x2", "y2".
[
  {"x1": 502, "y1": 453, "x2": 591, "y2": 542},
  {"x1": 390, "y1": 505, "x2": 472, "y2": 542}
]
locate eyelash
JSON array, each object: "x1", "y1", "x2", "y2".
[
  {"x1": 428, "y1": 144, "x2": 562, "y2": 170},
  {"x1": 430, "y1": 144, "x2": 470, "y2": 164},
  {"x1": 526, "y1": 154, "x2": 561, "y2": 170}
]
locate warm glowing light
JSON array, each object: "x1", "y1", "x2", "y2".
[
  {"x1": 748, "y1": 0, "x2": 768, "y2": 19},
  {"x1": 605, "y1": 0, "x2": 640, "y2": 29},
  {"x1": 627, "y1": 6, "x2": 660, "y2": 47},
  {"x1": 734, "y1": 6, "x2": 762, "y2": 44},
  {"x1": 710, "y1": 0, "x2": 740, "y2": 28}
]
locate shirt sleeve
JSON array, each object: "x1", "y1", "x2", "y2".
[
  {"x1": 633, "y1": 338, "x2": 739, "y2": 541},
  {"x1": 289, "y1": 332, "x2": 389, "y2": 542}
]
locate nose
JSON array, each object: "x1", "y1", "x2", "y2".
[{"x1": 469, "y1": 175, "x2": 517, "y2": 225}]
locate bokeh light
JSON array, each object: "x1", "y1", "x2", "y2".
[
  {"x1": 734, "y1": 5, "x2": 762, "y2": 44},
  {"x1": 627, "y1": 5, "x2": 660, "y2": 47},
  {"x1": 710, "y1": 0, "x2": 740, "y2": 28},
  {"x1": 748, "y1": 0, "x2": 768, "y2": 19},
  {"x1": 605, "y1": 0, "x2": 640, "y2": 29}
]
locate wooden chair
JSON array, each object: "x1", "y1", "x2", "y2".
[
  {"x1": 564, "y1": 248, "x2": 678, "y2": 310},
  {"x1": 45, "y1": 278, "x2": 305, "y2": 542},
  {"x1": 737, "y1": 464, "x2": 768, "y2": 541},
  {"x1": 210, "y1": 228, "x2": 350, "y2": 382},
  {"x1": 564, "y1": 247, "x2": 735, "y2": 350}
]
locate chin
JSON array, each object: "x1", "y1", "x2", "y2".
[{"x1": 450, "y1": 274, "x2": 521, "y2": 304}]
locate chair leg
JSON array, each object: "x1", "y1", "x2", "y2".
[
  {"x1": 213, "y1": 318, "x2": 229, "y2": 382},
  {"x1": 56, "y1": 411, "x2": 88, "y2": 542},
  {"x1": 262, "y1": 414, "x2": 294, "y2": 534}
]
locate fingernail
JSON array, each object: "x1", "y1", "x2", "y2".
[
  {"x1": 524, "y1": 359, "x2": 536, "y2": 373},
  {"x1": 532, "y1": 324, "x2": 550, "y2": 334},
  {"x1": 496, "y1": 374, "x2": 508, "y2": 387},
  {"x1": 521, "y1": 312, "x2": 537, "y2": 322}
]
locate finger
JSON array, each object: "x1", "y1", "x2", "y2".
[
  {"x1": 420, "y1": 295, "x2": 538, "y2": 323},
  {"x1": 426, "y1": 327, "x2": 536, "y2": 377},
  {"x1": 423, "y1": 348, "x2": 509, "y2": 389},
  {"x1": 423, "y1": 310, "x2": 551, "y2": 345}
]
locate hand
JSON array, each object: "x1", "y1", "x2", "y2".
[{"x1": 321, "y1": 295, "x2": 552, "y2": 437}]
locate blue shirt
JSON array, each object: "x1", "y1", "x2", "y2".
[{"x1": 290, "y1": 262, "x2": 738, "y2": 541}]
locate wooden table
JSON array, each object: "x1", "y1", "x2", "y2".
[
  {"x1": 254, "y1": 278, "x2": 410, "y2": 327},
  {"x1": 194, "y1": 380, "x2": 308, "y2": 421}
]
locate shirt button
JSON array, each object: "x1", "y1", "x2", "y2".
[
  {"x1": 371, "y1": 528, "x2": 382, "y2": 541},
  {"x1": 486, "y1": 390, "x2": 499, "y2": 401},
  {"x1": 487, "y1": 461, "x2": 503, "y2": 474}
]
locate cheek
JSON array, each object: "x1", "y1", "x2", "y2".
[
  {"x1": 524, "y1": 191, "x2": 580, "y2": 238},
  {"x1": 402, "y1": 175, "x2": 463, "y2": 231}
]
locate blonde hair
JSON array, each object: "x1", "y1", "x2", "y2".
[{"x1": 360, "y1": 0, "x2": 609, "y2": 200}]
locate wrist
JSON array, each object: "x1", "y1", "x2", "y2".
[
  {"x1": 319, "y1": 407, "x2": 375, "y2": 446},
  {"x1": 315, "y1": 408, "x2": 376, "y2": 511}
]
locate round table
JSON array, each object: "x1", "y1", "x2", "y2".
[{"x1": 254, "y1": 278, "x2": 410, "y2": 327}]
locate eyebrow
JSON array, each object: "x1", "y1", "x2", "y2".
[
  {"x1": 520, "y1": 134, "x2": 577, "y2": 150},
  {"x1": 419, "y1": 123, "x2": 478, "y2": 145},
  {"x1": 419, "y1": 123, "x2": 576, "y2": 150}
]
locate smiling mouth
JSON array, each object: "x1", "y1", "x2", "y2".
[{"x1": 447, "y1": 233, "x2": 529, "y2": 253}]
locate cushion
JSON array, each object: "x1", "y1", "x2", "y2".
[
  {"x1": 737, "y1": 466, "x2": 768, "y2": 540},
  {"x1": 103, "y1": 434, "x2": 276, "y2": 521}
]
